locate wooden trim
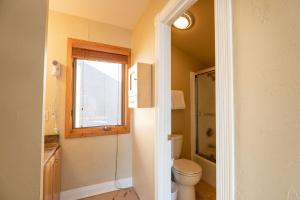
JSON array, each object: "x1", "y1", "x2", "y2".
[
  {"x1": 65, "y1": 39, "x2": 73, "y2": 138},
  {"x1": 72, "y1": 48, "x2": 128, "y2": 64},
  {"x1": 65, "y1": 38, "x2": 131, "y2": 139},
  {"x1": 69, "y1": 38, "x2": 131, "y2": 56}
]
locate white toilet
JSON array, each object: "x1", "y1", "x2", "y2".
[{"x1": 171, "y1": 134, "x2": 202, "y2": 200}]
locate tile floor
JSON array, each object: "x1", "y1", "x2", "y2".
[{"x1": 80, "y1": 181, "x2": 215, "y2": 200}]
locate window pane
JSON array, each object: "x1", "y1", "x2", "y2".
[{"x1": 74, "y1": 59, "x2": 123, "y2": 128}]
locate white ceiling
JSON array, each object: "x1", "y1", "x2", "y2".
[
  {"x1": 49, "y1": 0, "x2": 150, "y2": 30},
  {"x1": 172, "y1": 0, "x2": 215, "y2": 67}
]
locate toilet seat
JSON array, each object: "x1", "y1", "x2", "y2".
[{"x1": 173, "y1": 159, "x2": 202, "y2": 176}]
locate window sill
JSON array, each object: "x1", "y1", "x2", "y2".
[{"x1": 65, "y1": 125, "x2": 130, "y2": 138}]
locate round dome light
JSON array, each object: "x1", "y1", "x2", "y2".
[{"x1": 173, "y1": 12, "x2": 193, "y2": 30}]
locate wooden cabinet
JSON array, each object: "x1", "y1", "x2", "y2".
[
  {"x1": 128, "y1": 63, "x2": 152, "y2": 108},
  {"x1": 53, "y1": 148, "x2": 61, "y2": 200},
  {"x1": 44, "y1": 156, "x2": 54, "y2": 200},
  {"x1": 44, "y1": 147, "x2": 61, "y2": 200}
]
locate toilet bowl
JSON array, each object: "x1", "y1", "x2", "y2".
[
  {"x1": 171, "y1": 134, "x2": 202, "y2": 200},
  {"x1": 172, "y1": 159, "x2": 202, "y2": 200}
]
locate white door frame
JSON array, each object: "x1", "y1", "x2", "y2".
[{"x1": 154, "y1": 0, "x2": 236, "y2": 200}]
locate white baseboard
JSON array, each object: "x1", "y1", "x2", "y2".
[{"x1": 60, "y1": 177, "x2": 133, "y2": 200}]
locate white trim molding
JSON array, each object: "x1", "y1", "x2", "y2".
[
  {"x1": 158, "y1": 0, "x2": 197, "y2": 25},
  {"x1": 154, "y1": 19, "x2": 172, "y2": 200},
  {"x1": 155, "y1": 0, "x2": 236, "y2": 200},
  {"x1": 60, "y1": 177, "x2": 133, "y2": 200},
  {"x1": 215, "y1": 0, "x2": 236, "y2": 200},
  {"x1": 155, "y1": 1, "x2": 197, "y2": 200}
]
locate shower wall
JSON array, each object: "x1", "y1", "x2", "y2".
[{"x1": 196, "y1": 71, "x2": 216, "y2": 162}]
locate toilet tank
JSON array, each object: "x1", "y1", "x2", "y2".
[{"x1": 171, "y1": 134, "x2": 183, "y2": 159}]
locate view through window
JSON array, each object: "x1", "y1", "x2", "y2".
[{"x1": 73, "y1": 60, "x2": 123, "y2": 128}]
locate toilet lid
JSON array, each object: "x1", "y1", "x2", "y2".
[{"x1": 173, "y1": 159, "x2": 202, "y2": 175}]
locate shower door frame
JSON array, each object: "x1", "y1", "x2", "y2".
[
  {"x1": 155, "y1": 0, "x2": 236, "y2": 200},
  {"x1": 191, "y1": 67, "x2": 216, "y2": 160}
]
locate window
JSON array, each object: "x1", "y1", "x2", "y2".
[
  {"x1": 74, "y1": 60, "x2": 123, "y2": 128},
  {"x1": 65, "y1": 38, "x2": 131, "y2": 138}
]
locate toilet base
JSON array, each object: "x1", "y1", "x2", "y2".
[{"x1": 177, "y1": 183, "x2": 196, "y2": 200}]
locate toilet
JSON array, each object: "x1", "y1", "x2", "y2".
[{"x1": 171, "y1": 134, "x2": 202, "y2": 200}]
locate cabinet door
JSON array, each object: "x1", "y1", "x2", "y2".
[
  {"x1": 128, "y1": 65, "x2": 137, "y2": 97},
  {"x1": 44, "y1": 157, "x2": 54, "y2": 200},
  {"x1": 53, "y1": 148, "x2": 61, "y2": 200}
]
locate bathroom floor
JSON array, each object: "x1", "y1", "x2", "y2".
[
  {"x1": 196, "y1": 181, "x2": 216, "y2": 200},
  {"x1": 80, "y1": 188, "x2": 139, "y2": 200},
  {"x1": 80, "y1": 182, "x2": 214, "y2": 200}
]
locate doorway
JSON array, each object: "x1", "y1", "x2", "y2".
[{"x1": 155, "y1": 0, "x2": 236, "y2": 199}]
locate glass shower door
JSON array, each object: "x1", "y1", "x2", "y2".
[{"x1": 195, "y1": 71, "x2": 216, "y2": 162}]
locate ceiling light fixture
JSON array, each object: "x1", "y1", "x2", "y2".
[{"x1": 173, "y1": 12, "x2": 194, "y2": 30}]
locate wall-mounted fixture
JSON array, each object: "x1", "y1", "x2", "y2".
[
  {"x1": 173, "y1": 12, "x2": 194, "y2": 30},
  {"x1": 128, "y1": 63, "x2": 152, "y2": 108},
  {"x1": 51, "y1": 60, "x2": 61, "y2": 78},
  {"x1": 51, "y1": 60, "x2": 61, "y2": 134}
]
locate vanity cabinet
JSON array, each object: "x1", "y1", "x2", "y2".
[
  {"x1": 44, "y1": 156, "x2": 54, "y2": 200},
  {"x1": 44, "y1": 147, "x2": 61, "y2": 200}
]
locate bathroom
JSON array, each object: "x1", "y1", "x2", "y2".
[
  {"x1": 41, "y1": 0, "x2": 214, "y2": 199},
  {"x1": 170, "y1": 0, "x2": 216, "y2": 199},
  {"x1": 42, "y1": 0, "x2": 215, "y2": 199},
  {"x1": 4, "y1": 0, "x2": 300, "y2": 199}
]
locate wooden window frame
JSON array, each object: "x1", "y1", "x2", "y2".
[{"x1": 65, "y1": 38, "x2": 131, "y2": 138}]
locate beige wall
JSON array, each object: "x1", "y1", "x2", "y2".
[
  {"x1": 0, "y1": 0, "x2": 48, "y2": 199},
  {"x1": 171, "y1": 45, "x2": 202, "y2": 159},
  {"x1": 131, "y1": 0, "x2": 168, "y2": 199},
  {"x1": 234, "y1": 0, "x2": 300, "y2": 199},
  {"x1": 45, "y1": 11, "x2": 132, "y2": 191}
]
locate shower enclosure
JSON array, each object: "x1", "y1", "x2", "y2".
[
  {"x1": 195, "y1": 69, "x2": 216, "y2": 162},
  {"x1": 192, "y1": 67, "x2": 216, "y2": 187}
]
